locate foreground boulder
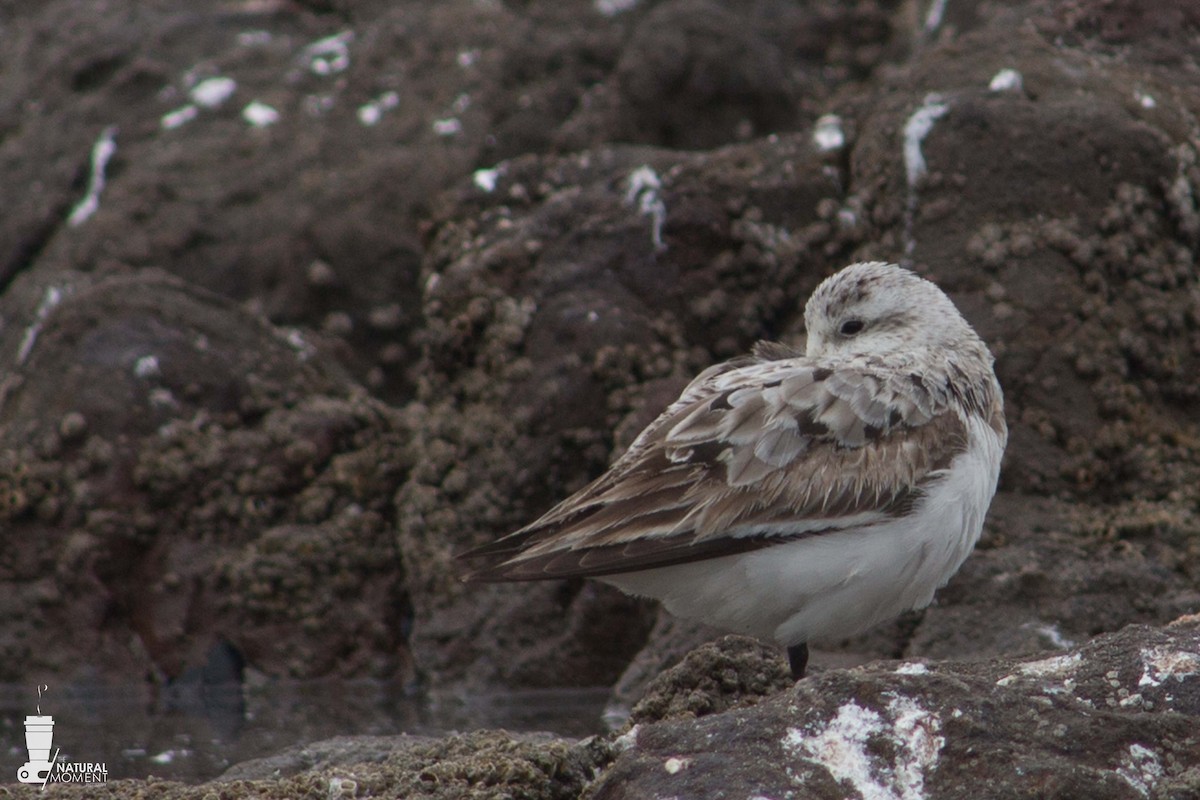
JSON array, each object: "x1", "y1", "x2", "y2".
[
  {"x1": 7, "y1": 619, "x2": 1195, "y2": 798},
  {"x1": 593, "y1": 619, "x2": 1200, "y2": 799}
]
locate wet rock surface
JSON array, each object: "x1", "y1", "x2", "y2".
[
  {"x1": 13, "y1": 730, "x2": 616, "y2": 799},
  {"x1": 1, "y1": 0, "x2": 1199, "y2": 795},
  {"x1": 10, "y1": 619, "x2": 1199, "y2": 798},
  {"x1": 591, "y1": 619, "x2": 1200, "y2": 800}
]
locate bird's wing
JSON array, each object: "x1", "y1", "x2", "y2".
[{"x1": 460, "y1": 347, "x2": 970, "y2": 581}]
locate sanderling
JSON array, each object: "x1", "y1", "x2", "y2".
[{"x1": 461, "y1": 262, "x2": 1007, "y2": 678}]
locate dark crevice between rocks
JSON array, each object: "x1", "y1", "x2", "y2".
[{"x1": 0, "y1": 203, "x2": 72, "y2": 295}]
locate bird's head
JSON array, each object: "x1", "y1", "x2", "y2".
[{"x1": 803, "y1": 262, "x2": 986, "y2": 363}]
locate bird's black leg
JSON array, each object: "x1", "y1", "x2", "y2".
[{"x1": 787, "y1": 642, "x2": 809, "y2": 679}]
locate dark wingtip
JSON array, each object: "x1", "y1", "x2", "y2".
[
  {"x1": 455, "y1": 536, "x2": 550, "y2": 583},
  {"x1": 455, "y1": 542, "x2": 508, "y2": 583},
  {"x1": 455, "y1": 554, "x2": 515, "y2": 584}
]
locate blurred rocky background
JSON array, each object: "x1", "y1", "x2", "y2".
[{"x1": 1, "y1": 0, "x2": 1199, "y2": 796}]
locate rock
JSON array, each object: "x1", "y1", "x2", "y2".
[
  {"x1": 0, "y1": 271, "x2": 413, "y2": 684},
  {"x1": 0, "y1": 0, "x2": 896, "y2": 402},
  {"x1": 14, "y1": 730, "x2": 615, "y2": 799},
  {"x1": 590, "y1": 619, "x2": 1200, "y2": 799},
  {"x1": 15, "y1": 619, "x2": 1199, "y2": 798},
  {"x1": 625, "y1": 635, "x2": 793, "y2": 726},
  {"x1": 217, "y1": 733, "x2": 442, "y2": 781},
  {"x1": 2, "y1": 1, "x2": 618, "y2": 400},
  {"x1": 605, "y1": 612, "x2": 729, "y2": 720}
]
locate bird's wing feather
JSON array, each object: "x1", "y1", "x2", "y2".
[{"x1": 461, "y1": 348, "x2": 971, "y2": 581}]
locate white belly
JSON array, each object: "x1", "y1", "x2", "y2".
[{"x1": 602, "y1": 413, "x2": 1004, "y2": 647}]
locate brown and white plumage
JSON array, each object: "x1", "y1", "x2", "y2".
[{"x1": 460, "y1": 262, "x2": 1007, "y2": 677}]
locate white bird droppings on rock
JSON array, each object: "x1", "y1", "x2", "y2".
[
  {"x1": 901, "y1": 94, "x2": 948, "y2": 259},
  {"x1": 1008, "y1": 652, "x2": 1082, "y2": 681},
  {"x1": 243, "y1": 101, "x2": 280, "y2": 127},
  {"x1": 812, "y1": 113, "x2": 845, "y2": 152},
  {"x1": 161, "y1": 104, "x2": 199, "y2": 130},
  {"x1": 473, "y1": 167, "x2": 501, "y2": 192},
  {"x1": 282, "y1": 328, "x2": 315, "y2": 361},
  {"x1": 988, "y1": 68, "x2": 1023, "y2": 93},
  {"x1": 903, "y1": 94, "x2": 948, "y2": 189},
  {"x1": 624, "y1": 165, "x2": 667, "y2": 252},
  {"x1": 357, "y1": 91, "x2": 399, "y2": 126},
  {"x1": 663, "y1": 756, "x2": 690, "y2": 774},
  {"x1": 1116, "y1": 744, "x2": 1164, "y2": 797},
  {"x1": 134, "y1": 355, "x2": 161, "y2": 378},
  {"x1": 302, "y1": 30, "x2": 353, "y2": 76},
  {"x1": 1137, "y1": 646, "x2": 1200, "y2": 688},
  {"x1": 923, "y1": 0, "x2": 948, "y2": 33},
  {"x1": 784, "y1": 696, "x2": 943, "y2": 800},
  {"x1": 17, "y1": 286, "x2": 65, "y2": 365},
  {"x1": 894, "y1": 662, "x2": 929, "y2": 676},
  {"x1": 613, "y1": 724, "x2": 640, "y2": 752},
  {"x1": 887, "y1": 695, "x2": 944, "y2": 796},
  {"x1": 190, "y1": 76, "x2": 237, "y2": 108},
  {"x1": 433, "y1": 117, "x2": 462, "y2": 136},
  {"x1": 68, "y1": 126, "x2": 118, "y2": 227}
]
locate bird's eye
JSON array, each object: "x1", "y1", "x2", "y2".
[{"x1": 839, "y1": 319, "x2": 865, "y2": 336}]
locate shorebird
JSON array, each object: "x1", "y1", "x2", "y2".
[{"x1": 461, "y1": 262, "x2": 1007, "y2": 679}]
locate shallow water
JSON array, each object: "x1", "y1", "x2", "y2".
[{"x1": 0, "y1": 680, "x2": 611, "y2": 783}]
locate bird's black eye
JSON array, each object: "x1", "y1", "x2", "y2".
[{"x1": 839, "y1": 319, "x2": 865, "y2": 336}]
